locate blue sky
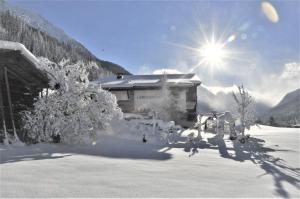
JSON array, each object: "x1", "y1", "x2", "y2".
[{"x1": 10, "y1": 0, "x2": 300, "y2": 104}]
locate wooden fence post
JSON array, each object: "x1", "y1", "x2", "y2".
[
  {"x1": 4, "y1": 67, "x2": 20, "y2": 142},
  {"x1": 0, "y1": 69, "x2": 9, "y2": 145},
  {"x1": 42, "y1": 87, "x2": 49, "y2": 137}
]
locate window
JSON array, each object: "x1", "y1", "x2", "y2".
[{"x1": 111, "y1": 91, "x2": 129, "y2": 101}]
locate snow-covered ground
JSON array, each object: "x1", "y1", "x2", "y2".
[{"x1": 1, "y1": 125, "x2": 299, "y2": 198}]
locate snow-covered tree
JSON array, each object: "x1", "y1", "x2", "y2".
[
  {"x1": 232, "y1": 85, "x2": 256, "y2": 136},
  {"x1": 22, "y1": 58, "x2": 122, "y2": 144}
]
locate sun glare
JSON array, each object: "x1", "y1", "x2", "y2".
[
  {"x1": 166, "y1": 31, "x2": 237, "y2": 75},
  {"x1": 199, "y1": 40, "x2": 227, "y2": 67}
]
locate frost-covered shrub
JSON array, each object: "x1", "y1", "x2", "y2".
[
  {"x1": 22, "y1": 58, "x2": 122, "y2": 144},
  {"x1": 232, "y1": 85, "x2": 256, "y2": 135},
  {"x1": 106, "y1": 115, "x2": 181, "y2": 145}
]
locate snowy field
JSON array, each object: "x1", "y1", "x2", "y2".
[{"x1": 1, "y1": 125, "x2": 299, "y2": 198}]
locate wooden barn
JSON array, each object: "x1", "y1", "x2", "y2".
[
  {"x1": 0, "y1": 41, "x2": 48, "y2": 141},
  {"x1": 92, "y1": 73, "x2": 201, "y2": 126}
]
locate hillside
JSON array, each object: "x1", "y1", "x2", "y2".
[
  {"x1": 0, "y1": 1, "x2": 130, "y2": 79},
  {"x1": 264, "y1": 88, "x2": 300, "y2": 126}
]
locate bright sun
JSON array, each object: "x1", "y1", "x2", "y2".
[
  {"x1": 166, "y1": 31, "x2": 236, "y2": 74},
  {"x1": 199, "y1": 39, "x2": 228, "y2": 68}
]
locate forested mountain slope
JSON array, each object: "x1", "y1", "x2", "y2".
[
  {"x1": 0, "y1": 1, "x2": 130, "y2": 79},
  {"x1": 264, "y1": 89, "x2": 300, "y2": 126}
]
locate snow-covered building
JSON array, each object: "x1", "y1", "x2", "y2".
[
  {"x1": 0, "y1": 41, "x2": 48, "y2": 140},
  {"x1": 92, "y1": 74, "x2": 201, "y2": 126}
]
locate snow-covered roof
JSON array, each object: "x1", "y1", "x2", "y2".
[
  {"x1": 0, "y1": 40, "x2": 48, "y2": 88},
  {"x1": 91, "y1": 74, "x2": 201, "y2": 89},
  {"x1": 0, "y1": 40, "x2": 40, "y2": 68}
]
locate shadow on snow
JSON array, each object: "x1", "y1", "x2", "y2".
[
  {"x1": 166, "y1": 133, "x2": 300, "y2": 198},
  {"x1": 0, "y1": 131, "x2": 299, "y2": 198},
  {"x1": 0, "y1": 135, "x2": 172, "y2": 164}
]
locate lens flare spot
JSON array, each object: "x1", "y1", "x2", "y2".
[
  {"x1": 241, "y1": 33, "x2": 247, "y2": 40},
  {"x1": 261, "y1": 1, "x2": 279, "y2": 23},
  {"x1": 227, "y1": 34, "x2": 236, "y2": 43}
]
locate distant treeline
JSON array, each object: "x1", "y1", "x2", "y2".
[
  {"x1": 0, "y1": 10, "x2": 130, "y2": 79},
  {"x1": 256, "y1": 115, "x2": 300, "y2": 128}
]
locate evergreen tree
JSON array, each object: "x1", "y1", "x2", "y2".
[{"x1": 269, "y1": 116, "x2": 276, "y2": 126}]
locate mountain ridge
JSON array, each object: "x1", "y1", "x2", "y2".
[
  {"x1": 263, "y1": 88, "x2": 300, "y2": 126},
  {"x1": 0, "y1": 0, "x2": 130, "y2": 77},
  {"x1": 197, "y1": 85, "x2": 300, "y2": 126},
  {"x1": 0, "y1": 0, "x2": 71, "y2": 42}
]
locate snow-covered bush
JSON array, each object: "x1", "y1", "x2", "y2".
[
  {"x1": 107, "y1": 114, "x2": 182, "y2": 145},
  {"x1": 22, "y1": 58, "x2": 122, "y2": 144},
  {"x1": 232, "y1": 85, "x2": 256, "y2": 136}
]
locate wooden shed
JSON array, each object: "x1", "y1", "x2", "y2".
[{"x1": 0, "y1": 41, "x2": 48, "y2": 141}]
